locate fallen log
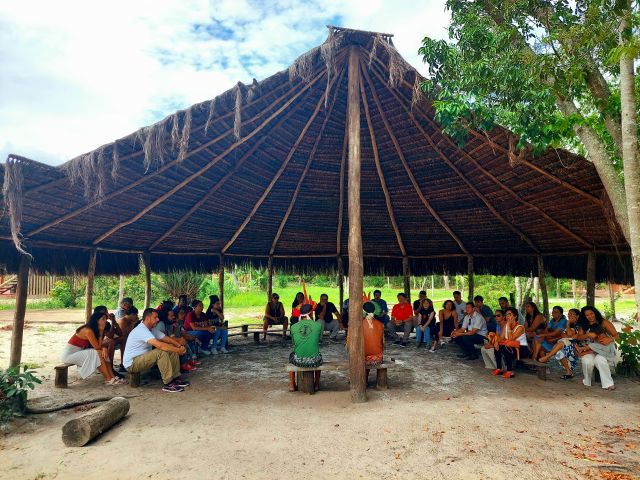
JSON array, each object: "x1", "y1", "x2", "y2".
[
  {"x1": 27, "y1": 394, "x2": 139, "y2": 414},
  {"x1": 61, "y1": 396, "x2": 130, "y2": 447}
]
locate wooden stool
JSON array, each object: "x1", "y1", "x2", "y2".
[
  {"x1": 54, "y1": 363, "x2": 74, "y2": 388},
  {"x1": 128, "y1": 371, "x2": 141, "y2": 388}
]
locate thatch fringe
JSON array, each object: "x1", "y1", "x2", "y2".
[
  {"x1": 141, "y1": 120, "x2": 168, "y2": 171},
  {"x1": 246, "y1": 78, "x2": 260, "y2": 103},
  {"x1": 368, "y1": 33, "x2": 409, "y2": 88},
  {"x1": 110, "y1": 142, "x2": 119, "y2": 180},
  {"x1": 178, "y1": 108, "x2": 192, "y2": 162},
  {"x1": 320, "y1": 29, "x2": 341, "y2": 107},
  {"x1": 170, "y1": 113, "x2": 181, "y2": 151},
  {"x1": 233, "y1": 83, "x2": 243, "y2": 140},
  {"x1": 1, "y1": 157, "x2": 29, "y2": 256},
  {"x1": 204, "y1": 97, "x2": 218, "y2": 135},
  {"x1": 64, "y1": 149, "x2": 108, "y2": 199},
  {"x1": 411, "y1": 73, "x2": 426, "y2": 111},
  {"x1": 289, "y1": 46, "x2": 320, "y2": 83}
]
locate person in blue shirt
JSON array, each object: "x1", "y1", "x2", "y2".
[
  {"x1": 532, "y1": 305, "x2": 567, "y2": 360},
  {"x1": 474, "y1": 295, "x2": 496, "y2": 333},
  {"x1": 371, "y1": 290, "x2": 390, "y2": 326}
]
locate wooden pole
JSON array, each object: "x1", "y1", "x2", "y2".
[
  {"x1": 537, "y1": 255, "x2": 549, "y2": 318},
  {"x1": 9, "y1": 254, "x2": 31, "y2": 367},
  {"x1": 84, "y1": 249, "x2": 97, "y2": 322},
  {"x1": 346, "y1": 46, "x2": 366, "y2": 403},
  {"x1": 402, "y1": 256, "x2": 411, "y2": 302},
  {"x1": 143, "y1": 253, "x2": 151, "y2": 308},
  {"x1": 118, "y1": 274, "x2": 125, "y2": 302},
  {"x1": 607, "y1": 281, "x2": 617, "y2": 321},
  {"x1": 467, "y1": 255, "x2": 475, "y2": 302},
  {"x1": 586, "y1": 251, "x2": 596, "y2": 306},
  {"x1": 267, "y1": 255, "x2": 273, "y2": 302},
  {"x1": 219, "y1": 255, "x2": 225, "y2": 310},
  {"x1": 337, "y1": 256, "x2": 344, "y2": 312}
]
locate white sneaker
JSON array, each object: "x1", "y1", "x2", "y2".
[
  {"x1": 199, "y1": 349, "x2": 211, "y2": 356},
  {"x1": 429, "y1": 348, "x2": 436, "y2": 353},
  {"x1": 211, "y1": 349, "x2": 219, "y2": 355},
  {"x1": 220, "y1": 347, "x2": 228, "y2": 354}
]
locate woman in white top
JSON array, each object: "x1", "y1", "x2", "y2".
[{"x1": 492, "y1": 307, "x2": 529, "y2": 378}]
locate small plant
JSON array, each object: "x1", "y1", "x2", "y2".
[
  {"x1": 616, "y1": 322, "x2": 640, "y2": 378},
  {"x1": 50, "y1": 276, "x2": 86, "y2": 308},
  {"x1": 0, "y1": 365, "x2": 42, "y2": 420}
]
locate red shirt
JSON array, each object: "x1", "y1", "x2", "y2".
[
  {"x1": 391, "y1": 302, "x2": 414, "y2": 324},
  {"x1": 184, "y1": 311, "x2": 207, "y2": 331}
]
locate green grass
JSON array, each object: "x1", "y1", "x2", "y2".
[{"x1": 0, "y1": 298, "x2": 64, "y2": 311}]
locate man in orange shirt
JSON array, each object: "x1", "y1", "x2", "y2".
[{"x1": 385, "y1": 293, "x2": 414, "y2": 347}]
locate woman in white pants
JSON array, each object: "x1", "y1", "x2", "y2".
[{"x1": 577, "y1": 306, "x2": 618, "y2": 391}]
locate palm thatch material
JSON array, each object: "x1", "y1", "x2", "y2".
[{"x1": 0, "y1": 26, "x2": 632, "y2": 281}]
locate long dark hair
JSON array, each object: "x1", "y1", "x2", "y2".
[
  {"x1": 579, "y1": 306, "x2": 605, "y2": 333},
  {"x1": 525, "y1": 301, "x2": 542, "y2": 327},
  {"x1": 78, "y1": 311, "x2": 105, "y2": 339},
  {"x1": 206, "y1": 295, "x2": 221, "y2": 318},
  {"x1": 292, "y1": 292, "x2": 304, "y2": 308}
]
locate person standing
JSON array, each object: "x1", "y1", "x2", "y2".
[
  {"x1": 452, "y1": 291, "x2": 466, "y2": 326},
  {"x1": 314, "y1": 294, "x2": 342, "y2": 341}
]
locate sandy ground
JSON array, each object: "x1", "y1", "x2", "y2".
[{"x1": 0, "y1": 310, "x2": 639, "y2": 480}]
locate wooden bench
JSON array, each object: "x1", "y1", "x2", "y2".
[
  {"x1": 519, "y1": 358, "x2": 548, "y2": 380},
  {"x1": 54, "y1": 363, "x2": 74, "y2": 388},
  {"x1": 285, "y1": 361, "x2": 396, "y2": 394}
]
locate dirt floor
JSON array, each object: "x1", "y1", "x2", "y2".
[{"x1": 1, "y1": 310, "x2": 639, "y2": 480}]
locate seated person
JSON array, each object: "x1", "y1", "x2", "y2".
[
  {"x1": 206, "y1": 295, "x2": 229, "y2": 353},
  {"x1": 491, "y1": 307, "x2": 528, "y2": 378},
  {"x1": 168, "y1": 307, "x2": 201, "y2": 369},
  {"x1": 474, "y1": 295, "x2": 496, "y2": 333},
  {"x1": 532, "y1": 305, "x2": 567, "y2": 360},
  {"x1": 538, "y1": 308, "x2": 580, "y2": 379},
  {"x1": 576, "y1": 306, "x2": 618, "y2": 391},
  {"x1": 263, "y1": 293, "x2": 288, "y2": 341},
  {"x1": 172, "y1": 294, "x2": 193, "y2": 315},
  {"x1": 184, "y1": 300, "x2": 215, "y2": 356},
  {"x1": 362, "y1": 301, "x2": 385, "y2": 386},
  {"x1": 94, "y1": 305, "x2": 125, "y2": 377},
  {"x1": 61, "y1": 311, "x2": 124, "y2": 385},
  {"x1": 481, "y1": 309, "x2": 506, "y2": 370},
  {"x1": 314, "y1": 294, "x2": 342, "y2": 341},
  {"x1": 290, "y1": 291, "x2": 305, "y2": 326},
  {"x1": 413, "y1": 290, "x2": 427, "y2": 326},
  {"x1": 123, "y1": 307, "x2": 190, "y2": 393},
  {"x1": 371, "y1": 290, "x2": 389, "y2": 325},
  {"x1": 415, "y1": 298, "x2": 436, "y2": 351},
  {"x1": 288, "y1": 304, "x2": 323, "y2": 392},
  {"x1": 451, "y1": 302, "x2": 487, "y2": 360},
  {"x1": 524, "y1": 301, "x2": 547, "y2": 340},
  {"x1": 341, "y1": 298, "x2": 349, "y2": 331},
  {"x1": 438, "y1": 300, "x2": 458, "y2": 343},
  {"x1": 114, "y1": 297, "x2": 139, "y2": 371},
  {"x1": 385, "y1": 293, "x2": 414, "y2": 346}
]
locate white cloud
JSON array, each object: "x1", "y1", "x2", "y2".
[{"x1": 0, "y1": 0, "x2": 451, "y2": 165}]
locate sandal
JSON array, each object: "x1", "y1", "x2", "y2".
[
  {"x1": 105, "y1": 377, "x2": 125, "y2": 385},
  {"x1": 560, "y1": 373, "x2": 574, "y2": 380},
  {"x1": 491, "y1": 369, "x2": 502, "y2": 376},
  {"x1": 502, "y1": 371, "x2": 515, "y2": 379}
]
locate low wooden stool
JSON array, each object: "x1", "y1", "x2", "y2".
[{"x1": 54, "y1": 363, "x2": 74, "y2": 388}]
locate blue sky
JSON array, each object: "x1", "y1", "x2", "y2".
[{"x1": 0, "y1": 0, "x2": 450, "y2": 165}]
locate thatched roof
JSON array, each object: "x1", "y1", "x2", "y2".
[{"x1": 0, "y1": 27, "x2": 632, "y2": 281}]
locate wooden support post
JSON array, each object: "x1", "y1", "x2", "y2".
[
  {"x1": 84, "y1": 249, "x2": 97, "y2": 322},
  {"x1": 537, "y1": 255, "x2": 549, "y2": 318},
  {"x1": 607, "y1": 282, "x2": 617, "y2": 321},
  {"x1": 10, "y1": 253, "x2": 31, "y2": 368},
  {"x1": 61, "y1": 397, "x2": 130, "y2": 447},
  {"x1": 402, "y1": 256, "x2": 411, "y2": 302},
  {"x1": 346, "y1": 46, "x2": 366, "y2": 403},
  {"x1": 337, "y1": 256, "x2": 344, "y2": 313},
  {"x1": 267, "y1": 255, "x2": 273, "y2": 302},
  {"x1": 467, "y1": 255, "x2": 475, "y2": 303},
  {"x1": 219, "y1": 255, "x2": 225, "y2": 310},
  {"x1": 586, "y1": 251, "x2": 596, "y2": 306},
  {"x1": 143, "y1": 252, "x2": 151, "y2": 309}
]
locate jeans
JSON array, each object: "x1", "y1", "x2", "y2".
[
  {"x1": 415, "y1": 326, "x2": 430, "y2": 346},
  {"x1": 385, "y1": 321, "x2": 413, "y2": 343},
  {"x1": 188, "y1": 330, "x2": 213, "y2": 351},
  {"x1": 319, "y1": 319, "x2": 340, "y2": 339},
  {"x1": 454, "y1": 333, "x2": 485, "y2": 357},
  {"x1": 212, "y1": 328, "x2": 228, "y2": 349}
]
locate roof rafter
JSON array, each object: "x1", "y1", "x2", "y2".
[
  {"x1": 359, "y1": 62, "x2": 408, "y2": 258},
  {"x1": 269, "y1": 66, "x2": 345, "y2": 256},
  {"x1": 365, "y1": 56, "x2": 541, "y2": 253},
  {"x1": 359, "y1": 59, "x2": 469, "y2": 255},
  {"x1": 91, "y1": 69, "x2": 329, "y2": 246},
  {"x1": 221, "y1": 61, "x2": 344, "y2": 255},
  {"x1": 336, "y1": 109, "x2": 348, "y2": 256}
]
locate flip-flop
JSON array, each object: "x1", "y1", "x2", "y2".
[
  {"x1": 560, "y1": 373, "x2": 574, "y2": 380},
  {"x1": 502, "y1": 371, "x2": 515, "y2": 379}
]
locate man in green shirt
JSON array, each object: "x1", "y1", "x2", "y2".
[{"x1": 289, "y1": 304, "x2": 323, "y2": 392}]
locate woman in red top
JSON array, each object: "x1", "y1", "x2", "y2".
[{"x1": 61, "y1": 312, "x2": 124, "y2": 385}]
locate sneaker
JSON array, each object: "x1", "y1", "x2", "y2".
[
  {"x1": 162, "y1": 384, "x2": 184, "y2": 393},
  {"x1": 491, "y1": 369, "x2": 502, "y2": 376},
  {"x1": 199, "y1": 349, "x2": 211, "y2": 356},
  {"x1": 439, "y1": 340, "x2": 446, "y2": 346},
  {"x1": 429, "y1": 348, "x2": 436, "y2": 353},
  {"x1": 181, "y1": 364, "x2": 196, "y2": 372},
  {"x1": 189, "y1": 360, "x2": 201, "y2": 366},
  {"x1": 171, "y1": 378, "x2": 191, "y2": 388},
  {"x1": 220, "y1": 347, "x2": 228, "y2": 354},
  {"x1": 211, "y1": 348, "x2": 219, "y2": 355},
  {"x1": 399, "y1": 342, "x2": 407, "y2": 348}
]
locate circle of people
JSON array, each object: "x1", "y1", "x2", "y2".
[{"x1": 60, "y1": 288, "x2": 619, "y2": 393}]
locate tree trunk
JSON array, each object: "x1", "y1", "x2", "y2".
[
  {"x1": 537, "y1": 256, "x2": 549, "y2": 318},
  {"x1": 467, "y1": 256, "x2": 474, "y2": 302},
  {"x1": 218, "y1": 255, "x2": 225, "y2": 310},
  {"x1": 556, "y1": 278, "x2": 560, "y2": 299},
  {"x1": 403, "y1": 257, "x2": 411, "y2": 303},
  {"x1": 431, "y1": 275, "x2": 435, "y2": 298},
  {"x1": 607, "y1": 281, "x2": 617, "y2": 322},
  {"x1": 533, "y1": 276, "x2": 540, "y2": 304},
  {"x1": 515, "y1": 276, "x2": 522, "y2": 307},
  {"x1": 460, "y1": 275, "x2": 465, "y2": 298},
  {"x1": 143, "y1": 253, "x2": 151, "y2": 309},
  {"x1": 572, "y1": 279, "x2": 577, "y2": 303},
  {"x1": 443, "y1": 274, "x2": 450, "y2": 290},
  {"x1": 619, "y1": 4, "x2": 640, "y2": 322},
  {"x1": 84, "y1": 249, "x2": 97, "y2": 323},
  {"x1": 10, "y1": 253, "x2": 31, "y2": 367},
  {"x1": 61, "y1": 397, "x2": 130, "y2": 447},
  {"x1": 521, "y1": 276, "x2": 534, "y2": 312},
  {"x1": 346, "y1": 46, "x2": 366, "y2": 403},
  {"x1": 118, "y1": 275, "x2": 125, "y2": 303},
  {"x1": 267, "y1": 256, "x2": 273, "y2": 302}
]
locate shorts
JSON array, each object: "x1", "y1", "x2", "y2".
[
  {"x1": 264, "y1": 315, "x2": 288, "y2": 325},
  {"x1": 289, "y1": 352, "x2": 323, "y2": 368}
]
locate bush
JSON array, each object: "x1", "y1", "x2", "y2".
[
  {"x1": 616, "y1": 323, "x2": 640, "y2": 377},
  {"x1": 50, "y1": 277, "x2": 85, "y2": 308},
  {"x1": 0, "y1": 365, "x2": 41, "y2": 420},
  {"x1": 367, "y1": 276, "x2": 386, "y2": 288}
]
